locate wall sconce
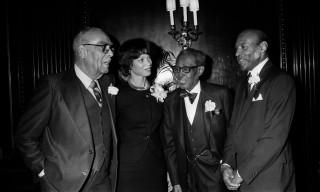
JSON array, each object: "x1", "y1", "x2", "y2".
[{"x1": 166, "y1": 0, "x2": 202, "y2": 49}]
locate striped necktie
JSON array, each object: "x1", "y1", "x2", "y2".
[{"x1": 90, "y1": 80, "x2": 102, "y2": 105}]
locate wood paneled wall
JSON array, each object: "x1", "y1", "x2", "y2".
[{"x1": 284, "y1": 0, "x2": 320, "y2": 189}]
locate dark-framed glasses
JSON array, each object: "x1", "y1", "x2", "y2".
[
  {"x1": 172, "y1": 66, "x2": 199, "y2": 73},
  {"x1": 83, "y1": 44, "x2": 114, "y2": 54}
]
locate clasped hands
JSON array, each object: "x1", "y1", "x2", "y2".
[{"x1": 221, "y1": 165, "x2": 243, "y2": 190}]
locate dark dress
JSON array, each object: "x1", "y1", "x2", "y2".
[{"x1": 116, "y1": 82, "x2": 168, "y2": 192}]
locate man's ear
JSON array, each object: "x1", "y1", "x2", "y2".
[
  {"x1": 198, "y1": 66, "x2": 205, "y2": 76},
  {"x1": 78, "y1": 45, "x2": 87, "y2": 59},
  {"x1": 260, "y1": 41, "x2": 268, "y2": 54}
]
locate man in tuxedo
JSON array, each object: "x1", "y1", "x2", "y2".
[
  {"x1": 161, "y1": 48, "x2": 233, "y2": 192},
  {"x1": 221, "y1": 29, "x2": 296, "y2": 191},
  {"x1": 15, "y1": 27, "x2": 118, "y2": 192}
]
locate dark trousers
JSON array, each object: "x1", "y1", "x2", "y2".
[{"x1": 187, "y1": 160, "x2": 226, "y2": 192}]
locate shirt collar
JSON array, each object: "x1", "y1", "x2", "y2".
[
  {"x1": 74, "y1": 64, "x2": 93, "y2": 89},
  {"x1": 189, "y1": 81, "x2": 201, "y2": 94},
  {"x1": 248, "y1": 57, "x2": 269, "y2": 77}
]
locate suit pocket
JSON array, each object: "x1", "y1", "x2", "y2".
[
  {"x1": 44, "y1": 156, "x2": 59, "y2": 182},
  {"x1": 40, "y1": 175, "x2": 58, "y2": 192}
]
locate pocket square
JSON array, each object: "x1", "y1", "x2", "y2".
[{"x1": 252, "y1": 93, "x2": 263, "y2": 101}]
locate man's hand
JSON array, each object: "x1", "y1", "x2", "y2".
[
  {"x1": 230, "y1": 169, "x2": 243, "y2": 186},
  {"x1": 173, "y1": 184, "x2": 182, "y2": 192},
  {"x1": 221, "y1": 165, "x2": 241, "y2": 190}
]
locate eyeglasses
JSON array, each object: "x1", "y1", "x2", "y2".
[
  {"x1": 172, "y1": 66, "x2": 199, "y2": 73},
  {"x1": 83, "y1": 44, "x2": 114, "y2": 54}
]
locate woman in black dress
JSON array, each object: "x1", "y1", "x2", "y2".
[{"x1": 116, "y1": 38, "x2": 168, "y2": 192}]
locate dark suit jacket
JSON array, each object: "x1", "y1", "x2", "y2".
[
  {"x1": 15, "y1": 69, "x2": 118, "y2": 192},
  {"x1": 161, "y1": 81, "x2": 233, "y2": 189},
  {"x1": 223, "y1": 61, "x2": 296, "y2": 191}
]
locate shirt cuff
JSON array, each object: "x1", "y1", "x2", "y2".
[
  {"x1": 38, "y1": 169, "x2": 45, "y2": 177},
  {"x1": 236, "y1": 169, "x2": 242, "y2": 179}
]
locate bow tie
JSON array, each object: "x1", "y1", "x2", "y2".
[{"x1": 180, "y1": 90, "x2": 198, "y2": 104}]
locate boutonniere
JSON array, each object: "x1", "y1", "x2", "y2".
[
  {"x1": 150, "y1": 83, "x2": 168, "y2": 102},
  {"x1": 248, "y1": 75, "x2": 260, "y2": 88},
  {"x1": 205, "y1": 100, "x2": 221, "y2": 116},
  {"x1": 108, "y1": 83, "x2": 119, "y2": 96}
]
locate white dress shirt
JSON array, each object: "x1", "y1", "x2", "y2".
[
  {"x1": 248, "y1": 57, "x2": 268, "y2": 90},
  {"x1": 184, "y1": 81, "x2": 201, "y2": 125},
  {"x1": 74, "y1": 64, "x2": 102, "y2": 106}
]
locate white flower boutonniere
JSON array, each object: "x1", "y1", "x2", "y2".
[
  {"x1": 150, "y1": 83, "x2": 168, "y2": 102},
  {"x1": 205, "y1": 100, "x2": 221, "y2": 116},
  {"x1": 108, "y1": 83, "x2": 119, "y2": 96},
  {"x1": 248, "y1": 75, "x2": 260, "y2": 87}
]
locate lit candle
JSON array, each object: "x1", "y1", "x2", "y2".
[
  {"x1": 189, "y1": 0, "x2": 199, "y2": 25},
  {"x1": 169, "y1": 11, "x2": 175, "y2": 25},
  {"x1": 192, "y1": 11, "x2": 197, "y2": 25},
  {"x1": 183, "y1": 6, "x2": 187, "y2": 22},
  {"x1": 180, "y1": 0, "x2": 189, "y2": 22},
  {"x1": 166, "y1": 0, "x2": 176, "y2": 25},
  {"x1": 166, "y1": 0, "x2": 176, "y2": 11},
  {"x1": 179, "y1": 0, "x2": 189, "y2": 7}
]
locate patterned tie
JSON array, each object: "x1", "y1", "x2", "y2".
[
  {"x1": 180, "y1": 90, "x2": 198, "y2": 104},
  {"x1": 90, "y1": 80, "x2": 102, "y2": 105}
]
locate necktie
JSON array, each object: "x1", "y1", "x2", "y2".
[
  {"x1": 180, "y1": 90, "x2": 198, "y2": 104},
  {"x1": 247, "y1": 73, "x2": 252, "y2": 95},
  {"x1": 90, "y1": 80, "x2": 102, "y2": 105}
]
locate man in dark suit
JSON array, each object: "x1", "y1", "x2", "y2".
[
  {"x1": 161, "y1": 48, "x2": 233, "y2": 192},
  {"x1": 221, "y1": 29, "x2": 296, "y2": 191},
  {"x1": 15, "y1": 27, "x2": 118, "y2": 192}
]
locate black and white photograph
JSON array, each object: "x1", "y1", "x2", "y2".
[{"x1": 2, "y1": 0, "x2": 319, "y2": 191}]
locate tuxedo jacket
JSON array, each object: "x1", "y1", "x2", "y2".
[
  {"x1": 15, "y1": 69, "x2": 118, "y2": 192},
  {"x1": 161, "y1": 81, "x2": 233, "y2": 189},
  {"x1": 223, "y1": 61, "x2": 296, "y2": 191}
]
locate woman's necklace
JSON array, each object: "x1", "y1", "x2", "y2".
[{"x1": 128, "y1": 79, "x2": 149, "y2": 91}]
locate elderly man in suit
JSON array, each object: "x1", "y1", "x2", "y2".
[
  {"x1": 221, "y1": 29, "x2": 296, "y2": 192},
  {"x1": 161, "y1": 48, "x2": 233, "y2": 192},
  {"x1": 15, "y1": 27, "x2": 118, "y2": 192}
]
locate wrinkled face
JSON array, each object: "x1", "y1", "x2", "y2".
[
  {"x1": 81, "y1": 30, "x2": 114, "y2": 79},
  {"x1": 174, "y1": 54, "x2": 202, "y2": 91},
  {"x1": 130, "y1": 54, "x2": 152, "y2": 77},
  {"x1": 235, "y1": 31, "x2": 262, "y2": 71}
]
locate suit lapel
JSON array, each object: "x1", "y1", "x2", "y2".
[
  {"x1": 173, "y1": 90, "x2": 186, "y2": 152},
  {"x1": 99, "y1": 75, "x2": 117, "y2": 144},
  {"x1": 234, "y1": 61, "x2": 273, "y2": 131},
  {"x1": 62, "y1": 70, "x2": 93, "y2": 146},
  {"x1": 199, "y1": 83, "x2": 211, "y2": 143}
]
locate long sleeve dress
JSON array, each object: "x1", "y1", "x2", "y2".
[{"x1": 116, "y1": 82, "x2": 168, "y2": 192}]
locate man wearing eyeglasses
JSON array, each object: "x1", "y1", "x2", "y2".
[
  {"x1": 15, "y1": 27, "x2": 118, "y2": 192},
  {"x1": 161, "y1": 48, "x2": 233, "y2": 192}
]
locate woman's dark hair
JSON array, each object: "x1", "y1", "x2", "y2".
[{"x1": 117, "y1": 38, "x2": 151, "y2": 78}]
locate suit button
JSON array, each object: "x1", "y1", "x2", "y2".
[
  {"x1": 82, "y1": 171, "x2": 87, "y2": 176},
  {"x1": 89, "y1": 150, "x2": 93, "y2": 154},
  {"x1": 144, "y1": 136, "x2": 150, "y2": 140}
]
